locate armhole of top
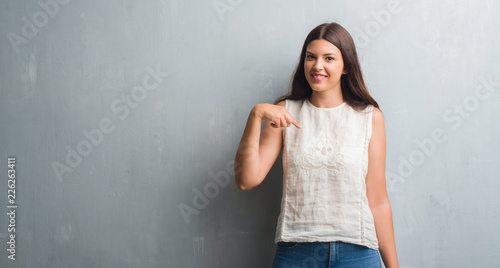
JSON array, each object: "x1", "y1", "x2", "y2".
[
  {"x1": 282, "y1": 99, "x2": 288, "y2": 145},
  {"x1": 366, "y1": 105, "x2": 374, "y2": 145}
]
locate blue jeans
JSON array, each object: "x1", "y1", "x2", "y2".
[{"x1": 272, "y1": 241, "x2": 382, "y2": 268}]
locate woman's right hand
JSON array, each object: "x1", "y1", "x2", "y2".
[{"x1": 253, "y1": 103, "x2": 302, "y2": 129}]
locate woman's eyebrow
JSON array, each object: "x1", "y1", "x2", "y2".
[{"x1": 306, "y1": 51, "x2": 337, "y2": 56}]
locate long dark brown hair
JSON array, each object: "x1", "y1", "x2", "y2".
[{"x1": 273, "y1": 22, "x2": 379, "y2": 111}]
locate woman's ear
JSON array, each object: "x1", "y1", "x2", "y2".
[{"x1": 342, "y1": 69, "x2": 348, "y2": 74}]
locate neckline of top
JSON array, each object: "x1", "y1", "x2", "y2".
[{"x1": 305, "y1": 98, "x2": 346, "y2": 110}]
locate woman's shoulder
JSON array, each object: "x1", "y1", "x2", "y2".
[
  {"x1": 276, "y1": 100, "x2": 286, "y2": 107},
  {"x1": 371, "y1": 106, "x2": 384, "y2": 123},
  {"x1": 361, "y1": 105, "x2": 383, "y2": 123},
  {"x1": 275, "y1": 98, "x2": 306, "y2": 109}
]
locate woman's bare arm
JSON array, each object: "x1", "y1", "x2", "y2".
[
  {"x1": 366, "y1": 107, "x2": 399, "y2": 268},
  {"x1": 234, "y1": 101, "x2": 301, "y2": 190}
]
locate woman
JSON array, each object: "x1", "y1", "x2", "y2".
[{"x1": 234, "y1": 22, "x2": 399, "y2": 267}]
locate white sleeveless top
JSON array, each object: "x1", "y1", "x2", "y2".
[{"x1": 274, "y1": 98, "x2": 379, "y2": 250}]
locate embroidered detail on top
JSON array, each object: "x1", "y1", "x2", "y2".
[{"x1": 294, "y1": 130, "x2": 345, "y2": 173}]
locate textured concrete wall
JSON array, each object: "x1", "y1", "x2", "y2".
[{"x1": 0, "y1": 0, "x2": 499, "y2": 267}]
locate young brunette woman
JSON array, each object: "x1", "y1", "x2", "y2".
[{"x1": 234, "y1": 22, "x2": 399, "y2": 267}]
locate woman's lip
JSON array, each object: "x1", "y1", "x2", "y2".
[{"x1": 311, "y1": 74, "x2": 327, "y2": 82}]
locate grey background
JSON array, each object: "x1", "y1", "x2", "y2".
[{"x1": 1, "y1": 0, "x2": 499, "y2": 267}]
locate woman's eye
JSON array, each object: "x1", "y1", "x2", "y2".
[
  {"x1": 326, "y1": 57, "x2": 334, "y2": 61},
  {"x1": 306, "y1": 55, "x2": 315, "y2": 60}
]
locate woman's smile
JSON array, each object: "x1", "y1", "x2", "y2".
[{"x1": 311, "y1": 73, "x2": 328, "y2": 82}]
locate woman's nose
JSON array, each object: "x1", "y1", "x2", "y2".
[{"x1": 313, "y1": 59, "x2": 323, "y2": 71}]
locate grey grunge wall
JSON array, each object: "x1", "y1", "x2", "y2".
[{"x1": 0, "y1": 0, "x2": 499, "y2": 267}]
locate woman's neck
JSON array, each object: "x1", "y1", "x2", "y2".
[{"x1": 309, "y1": 90, "x2": 344, "y2": 108}]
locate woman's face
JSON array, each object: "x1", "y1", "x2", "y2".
[{"x1": 304, "y1": 39, "x2": 346, "y2": 94}]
